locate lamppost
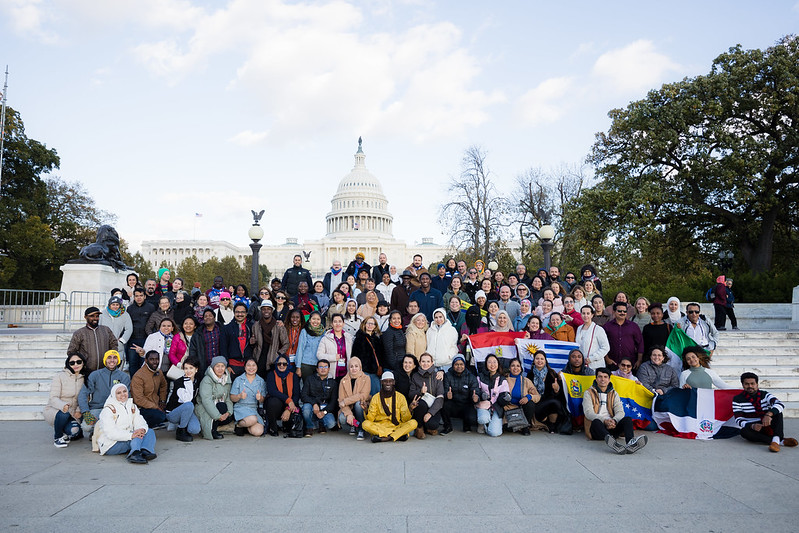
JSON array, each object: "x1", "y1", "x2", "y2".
[
  {"x1": 487, "y1": 250, "x2": 499, "y2": 272},
  {"x1": 539, "y1": 224, "x2": 555, "y2": 272},
  {"x1": 718, "y1": 250, "x2": 734, "y2": 275},
  {"x1": 248, "y1": 212, "x2": 264, "y2": 294}
]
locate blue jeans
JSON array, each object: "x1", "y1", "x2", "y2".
[
  {"x1": 54, "y1": 410, "x2": 82, "y2": 440},
  {"x1": 367, "y1": 373, "x2": 380, "y2": 395},
  {"x1": 338, "y1": 402, "x2": 365, "y2": 430},
  {"x1": 166, "y1": 402, "x2": 201, "y2": 434},
  {"x1": 105, "y1": 428, "x2": 156, "y2": 456},
  {"x1": 477, "y1": 408, "x2": 504, "y2": 437},
  {"x1": 140, "y1": 408, "x2": 166, "y2": 428},
  {"x1": 302, "y1": 403, "x2": 336, "y2": 430}
]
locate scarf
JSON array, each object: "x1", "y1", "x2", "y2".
[
  {"x1": 510, "y1": 373, "x2": 523, "y2": 402},
  {"x1": 666, "y1": 297, "x2": 682, "y2": 323},
  {"x1": 390, "y1": 271, "x2": 400, "y2": 283},
  {"x1": 614, "y1": 368, "x2": 635, "y2": 380},
  {"x1": 259, "y1": 315, "x2": 276, "y2": 342},
  {"x1": 160, "y1": 332, "x2": 173, "y2": 355},
  {"x1": 330, "y1": 267, "x2": 342, "y2": 275},
  {"x1": 107, "y1": 306, "x2": 123, "y2": 318},
  {"x1": 286, "y1": 326, "x2": 301, "y2": 355},
  {"x1": 380, "y1": 391, "x2": 399, "y2": 425},
  {"x1": 306, "y1": 322, "x2": 325, "y2": 337},
  {"x1": 531, "y1": 367, "x2": 547, "y2": 394},
  {"x1": 212, "y1": 369, "x2": 229, "y2": 385}
]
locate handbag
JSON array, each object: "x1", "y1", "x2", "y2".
[
  {"x1": 504, "y1": 407, "x2": 528, "y2": 430},
  {"x1": 166, "y1": 364, "x2": 184, "y2": 380},
  {"x1": 284, "y1": 411, "x2": 304, "y2": 438}
]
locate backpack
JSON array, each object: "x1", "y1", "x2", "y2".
[
  {"x1": 283, "y1": 411, "x2": 304, "y2": 438},
  {"x1": 704, "y1": 287, "x2": 714, "y2": 302}
]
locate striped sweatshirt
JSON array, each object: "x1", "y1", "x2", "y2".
[{"x1": 732, "y1": 389, "x2": 784, "y2": 428}]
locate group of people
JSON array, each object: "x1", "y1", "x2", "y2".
[{"x1": 48, "y1": 254, "x2": 792, "y2": 463}]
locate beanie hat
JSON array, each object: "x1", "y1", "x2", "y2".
[
  {"x1": 103, "y1": 350, "x2": 120, "y2": 367},
  {"x1": 210, "y1": 356, "x2": 227, "y2": 368},
  {"x1": 157, "y1": 268, "x2": 170, "y2": 280}
]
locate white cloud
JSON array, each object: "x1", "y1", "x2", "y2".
[
  {"x1": 228, "y1": 129, "x2": 268, "y2": 146},
  {"x1": 1, "y1": 0, "x2": 59, "y2": 43},
  {"x1": 517, "y1": 77, "x2": 574, "y2": 126},
  {"x1": 125, "y1": 0, "x2": 501, "y2": 142},
  {"x1": 592, "y1": 39, "x2": 681, "y2": 92}
]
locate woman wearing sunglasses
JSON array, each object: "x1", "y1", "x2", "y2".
[{"x1": 45, "y1": 354, "x2": 89, "y2": 448}]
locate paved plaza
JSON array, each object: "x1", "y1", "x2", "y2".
[{"x1": 2, "y1": 420, "x2": 799, "y2": 532}]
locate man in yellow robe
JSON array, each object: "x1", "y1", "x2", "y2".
[{"x1": 362, "y1": 372, "x2": 417, "y2": 442}]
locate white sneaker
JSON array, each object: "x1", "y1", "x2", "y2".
[
  {"x1": 626, "y1": 435, "x2": 648, "y2": 454},
  {"x1": 54, "y1": 437, "x2": 69, "y2": 448},
  {"x1": 356, "y1": 430, "x2": 365, "y2": 441},
  {"x1": 605, "y1": 434, "x2": 626, "y2": 454}
]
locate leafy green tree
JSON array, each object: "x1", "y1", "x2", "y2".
[{"x1": 587, "y1": 36, "x2": 799, "y2": 274}]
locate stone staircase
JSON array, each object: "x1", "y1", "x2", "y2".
[
  {"x1": 712, "y1": 330, "x2": 799, "y2": 417},
  {"x1": 0, "y1": 332, "x2": 72, "y2": 421},
  {"x1": 0, "y1": 330, "x2": 798, "y2": 420}
]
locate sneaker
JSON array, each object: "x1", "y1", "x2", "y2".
[
  {"x1": 141, "y1": 449, "x2": 157, "y2": 461},
  {"x1": 356, "y1": 430, "x2": 365, "y2": 441},
  {"x1": 349, "y1": 425, "x2": 357, "y2": 436},
  {"x1": 477, "y1": 424, "x2": 485, "y2": 434},
  {"x1": 784, "y1": 438, "x2": 798, "y2": 447},
  {"x1": 166, "y1": 422, "x2": 176, "y2": 432},
  {"x1": 318, "y1": 425, "x2": 327, "y2": 434},
  {"x1": 605, "y1": 434, "x2": 626, "y2": 454},
  {"x1": 440, "y1": 426, "x2": 453, "y2": 436},
  {"x1": 626, "y1": 435, "x2": 648, "y2": 454},
  {"x1": 152, "y1": 422, "x2": 168, "y2": 430},
  {"x1": 398, "y1": 435, "x2": 408, "y2": 441},
  {"x1": 127, "y1": 450, "x2": 147, "y2": 464},
  {"x1": 770, "y1": 442, "x2": 781, "y2": 453},
  {"x1": 54, "y1": 437, "x2": 69, "y2": 448}
]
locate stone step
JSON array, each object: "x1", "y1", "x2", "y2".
[
  {"x1": 0, "y1": 380, "x2": 52, "y2": 392},
  {"x1": 767, "y1": 389, "x2": 799, "y2": 402},
  {"x1": 0, "y1": 391, "x2": 49, "y2": 406},
  {"x1": 0, "y1": 369, "x2": 64, "y2": 380},
  {"x1": 710, "y1": 356, "x2": 799, "y2": 366},
  {"x1": 0, "y1": 358, "x2": 73, "y2": 369},
  {"x1": 713, "y1": 365, "x2": 799, "y2": 377},
  {"x1": 714, "y1": 347, "x2": 799, "y2": 356},
  {"x1": 0, "y1": 341, "x2": 70, "y2": 351},
  {"x1": 0, "y1": 405, "x2": 45, "y2": 421},
  {"x1": 0, "y1": 335, "x2": 73, "y2": 344},
  {"x1": 717, "y1": 337, "x2": 799, "y2": 347},
  {"x1": 0, "y1": 349, "x2": 70, "y2": 360}
]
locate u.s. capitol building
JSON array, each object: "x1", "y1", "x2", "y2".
[{"x1": 140, "y1": 140, "x2": 452, "y2": 277}]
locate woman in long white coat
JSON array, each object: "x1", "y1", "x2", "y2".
[
  {"x1": 574, "y1": 305, "x2": 609, "y2": 371},
  {"x1": 95, "y1": 383, "x2": 157, "y2": 464},
  {"x1": 426, "y1": 308, "x2": 459, "y2": 371}
]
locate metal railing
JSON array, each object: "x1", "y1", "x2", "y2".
[{"x1": 0, "y1": 289, "x2": 68, "y2": 329}]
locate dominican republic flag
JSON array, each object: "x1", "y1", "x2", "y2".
[
  {"x1": 562, "y1": 373, "x2": 655, "y2": 428},
  {"x1": 652, "y1": 388, "x2": 742, "y2": 440},
  {"x1": 515, "y1": 338, "x2": 579, "y2": 373},
  {"x1": 467, "y1": 332, "x2": 526, "y2": 365},
  {"x1": 664, "y1": 328, "x2": 707, "y2": 374}
]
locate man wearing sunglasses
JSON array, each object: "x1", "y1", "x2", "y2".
[
  {"x1": 601, "y1": 302, "x2": 643, "y2": 371},
  {"x1": 676, "y1": 303, "x2": 719, "y2": 356}
]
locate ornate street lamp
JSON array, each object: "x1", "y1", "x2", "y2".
[
  {"x1": 718, "y1": 250, "x2": 734, "y2": 275},
  {"x1": 248, "y1": 210, "x2": 265, "y2": 294},
  {"x1": 539, "y1": 224, "x2": 555, "y2": 272}
]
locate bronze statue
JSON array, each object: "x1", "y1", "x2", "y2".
[{"x1": 70, "y1": 225, "x2": 130, "y2": 272}]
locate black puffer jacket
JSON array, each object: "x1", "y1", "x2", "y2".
[
  {"x1": 381, "y1": 325, "x2": 406, "y2": 371},
  {"x1": 443, "y1": 367, "x2": 479, "y2": 404}
]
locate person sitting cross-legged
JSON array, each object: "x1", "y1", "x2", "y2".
[
  {"x1": 583, "y1": 367, "x2": 647, "y2": 454},
  {"x1": 363, "y1": 371, "x2": 418, "y2": 442},
  {"x1": 78, "y1": 349, "x2": 130, "y2": 438},
  {"x1": 733, "y1": 372, "x2": 799, "y2": 453},
  {"x1": 164, "y1": 356, "x2": 202, "y2": 442},
  {"x1": 96, "y1": 383, "x2": 157, "y2": 464}
]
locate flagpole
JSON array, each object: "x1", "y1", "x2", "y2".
[{"x1": 0, "y1": 66, "x2": 9, "y2": 192}]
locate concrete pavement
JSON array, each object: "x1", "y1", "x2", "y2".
[{"x1": 2, "y1": 420, "x2": 799, "y2": 532}]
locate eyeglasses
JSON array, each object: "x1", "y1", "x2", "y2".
[
  {"x1": 565, "y1": 276, "x2": 575, "y2": 280},
  {"x1": 616, "y1": 310, "x2": 627, "y2": 314},
  {"x1": 69, "y1": 360, "x2": 83, "y2": 366},
  {"x1": 275, "y1": 296, "x2": 286, "y2": 300},
  {"x1": 259, "y1": 291, "x2": 269, "y2": 295},
  {"x1": 687, "y1": 310, "x2": 700, "y2": 314},
  {"x1": 619, "y1": 363, "x2": 632, "y2": 368}
]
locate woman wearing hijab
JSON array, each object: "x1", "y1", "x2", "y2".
[
  {"x1": 475, "y1": 354, "x2": 510, "y2": 437},
  {"x1": 195, "y1": 356, "x2": 234, "y2": 440},
  {"x1": 665, "y1": 297, "x2": 685, "y2": 326},
  {"x1": 459, "y1": 304, "x2": 489, "y2": 358},
  {"x1": 544, "y1": 312, "x2": 575, "y2": 342},
  {"x1": 265, "y1": 354, "x2": 300, "y2": 436},
  {"x1": 514, "y1": 299, "x2": 533, "y2": 332},
  {"x1": 491, "y1": 310, "x2": 514, "y2": 333},
  {"x1": 342, "y1": 298, "x2": 362, "y2": 336},
  {"x1": 426, "y1": 308, "x2": 459, "y2": 372},
  {"x1": 338, "y1": 356, "x2": 371, "y2": 440},
  {"x1": 579, "y1": 264, "x2": 603, "y2": 294},
  {"x1": 46, "y1": 354, "x2": 88, "y2": 448},
  {"x1": 96, "y1": 383, "x2": 156, "y2": 464}
]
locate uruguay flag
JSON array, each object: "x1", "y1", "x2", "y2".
[
  {"x1": 467, "y1": 332, "x2": 526, "y2": 365},
  {"x1": 562, "y1": 373, "x2": 655, "y2": 427},
  {"x1": 515, "y1": 338, "x2": 580, "y2": 373},
  {"x1": 653, "y1": 388, "x2": 742, "y2": 439}
]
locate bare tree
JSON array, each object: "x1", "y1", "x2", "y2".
[
  {"x1": 514, "y1": 163, "x2": 589, "y2": 264},
  {"x1": 440, "y1": 146, "x2": 510, "y2": 260}
]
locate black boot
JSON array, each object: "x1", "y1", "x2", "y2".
[{"x1": 175, "y1": 427, "x2": 193, "y2": 442}]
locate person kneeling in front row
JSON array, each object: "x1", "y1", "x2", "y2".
[
  {"x1": 301, "y1": 359, "x2": 339, "y2": 436},
  {"x1": 733, "y1": 372, "x2": 798, "y2": 453},
  {"x1": 195, "y1": 356, "x2": 235, "y2": 440},
  {"x1": 95, "y1": 384, "x2": 157, "y2": 464},
  {"x1": 582, "y1": 367, "x2": 647, "y2": 454},
  {"x1": 165, "y1": 356, "x2": 202, "y2": 441},
  {"x1": 363, "y1": 371, "x2": 418, "y2": 442}
]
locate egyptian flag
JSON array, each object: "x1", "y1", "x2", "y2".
[
  {"x1": 653, "y1": 388, "x2": 742, "y2": 439},
  {"x1": 467, "y1": 331, "x2": 526, "y2": 366}
]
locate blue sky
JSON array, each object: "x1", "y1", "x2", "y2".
[{"x1": 2, "y1": 0, "x2": 797, "y2": 253}]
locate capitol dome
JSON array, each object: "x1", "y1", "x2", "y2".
[{"x1": 325, "y1": 138, "x2": 394, "y2": 238}]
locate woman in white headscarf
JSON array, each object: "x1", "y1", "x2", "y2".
[
  {"x1": 665, "y1": 297, "x2": 684, "y2": 326},
  {"x1": 95, "y1": 383, "x2": 157, "y2": 464}
]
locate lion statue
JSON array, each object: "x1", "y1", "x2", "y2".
[{"x1": 72, "y1": 225, "x2": 130, "y2": 272}]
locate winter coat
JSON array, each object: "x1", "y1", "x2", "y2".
[
  {"x1": 352, "y1": 330, "x2": 386, "y2": 375},
  {"x1": 408, "y1": 367, "x2": 444, "y2": 417},
  {"x1": 637, "y1": 361, "x2": 679, "y2": 395},
  {"x1": 145, "y1": 308, "x2": 173, "y2": 336},
  {"x1": 66, "y1": 325, "x2": 118, "y2": 373},
  {"x1": 78, "y1": 367, "x2": 130, "y2": 412},
  {"x1": 443, "y1": 367, "x2": 479, "y2": 404},
  {"x1": 99, "y1": 309, "x2": 132, "y2": 350},
  {"x1": 96, "y1": 389, "x2": 148, "y2": 455},
  {"x1": 405, "y1": 313, "x2": 428, "y2": 360},
  {"x1": 426, "y1": 311, "x2": 459, "y2": 368},
  {"x1": 130, "y1": 364, "x2": 167, "y2": 410},
  {"x1": 195, "y1": 366, "x2": 234, "y2": 440},
  {"x1": 44, "y1": 369, "x2": 84, "y2": 425},
  {"x1": 143, "y1": 332, "x2": 187, "y2": 374},
  {"x1": 381, "y1": 325, "x2": 407, "y2": 371}
]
